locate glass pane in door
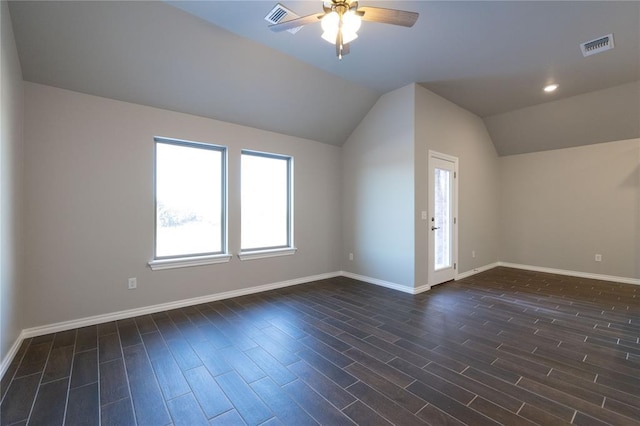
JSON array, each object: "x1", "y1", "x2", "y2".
[{"x1": 434, "y1": 167, "x2": 451, "y2": 270}]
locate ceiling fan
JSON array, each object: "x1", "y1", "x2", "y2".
[{"x1": 268, "y1": 1, "x2": 419, "y2": 59}]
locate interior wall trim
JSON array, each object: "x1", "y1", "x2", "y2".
[
  {"x1": 3, "y1": 262, "x2": 637, "y2": 379},
  {"x1": 456, "y1": 262, "x2": 500, "y2": 280},
  {"x1": 340, "y1": 271, "x2": 430, "y2": 294},
  {"x1": 0, "y1": 330, "x2": 28, "y2": 380},
  {"x1": 22, "y1": 271, "x2": 343, "y2": 339},
  {"x1": 498, "y1": 262, "x2": 640, "y2": 286},
  {"x1": 0, "y1": 271, "x2": 340, "y2": 379}
]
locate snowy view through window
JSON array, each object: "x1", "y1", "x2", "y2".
[
  {"x1": 155, "y1": 141, "x2": 223, "y2": 257},
  {"x1": 241, "y1": 152, "x2": 290, "y2": 251}
]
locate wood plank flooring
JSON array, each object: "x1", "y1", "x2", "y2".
[{"x1": 1, "y1": 267, "x2": 639, "y2": 425}]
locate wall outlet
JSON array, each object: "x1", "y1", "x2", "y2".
[
  {"x1": 128, "y1": 277, "x2": 137, "y2": 289},
  {"x1": 595, "y1": 254, "x2": 602, "y2": 262},
  {"x1": 472, "y1": 250, "x2": 476, "y2": 258},
  {"x1": 349, "y1": 253, "x2": 354, "y2": 261}
]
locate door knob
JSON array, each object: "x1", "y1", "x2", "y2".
[{"x1": 431, "y1": 226, "x2": 439, "y2": 231}]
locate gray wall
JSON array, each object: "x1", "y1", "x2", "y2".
[
  {"x1": 414, "y1": 85, "x2": 501, "y2": 286},
  {"x1": 341, "y1": 84, "x2": 416, "y2": 288},
  {"x1": 500, "y1": 138, "x2": 640, "y2": 279},
  {"x1": 1, "y1": 1, "x2": 25, "y2": 364},
  {"x1": 5, "y1": 48, "x2": 638, "y2": 366},
  {"x1": 22, "y1": 82, "x2": 343, "y2": 328}
]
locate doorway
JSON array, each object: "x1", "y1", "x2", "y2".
[{"x1": 428, "y1": 151, "x2": 458, "y2": 286}]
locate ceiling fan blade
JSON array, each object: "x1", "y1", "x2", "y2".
[
  {"x1": 358, "y1": 6, "x2": 419, "y2": 27},
  {"x1": 269, "y1": 12, "x2": 324, "y2": 32}
]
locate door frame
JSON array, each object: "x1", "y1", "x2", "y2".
[{"x1": 427, "y1": 150, "x2": 459, "y2": 286}]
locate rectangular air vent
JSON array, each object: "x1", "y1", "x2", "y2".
[
  {"x1": 580, "y1": 34, "x2": 614, "y2": 57},
  {"x1": 265, "y1": 3, "x2": 302, "y2": 34}
]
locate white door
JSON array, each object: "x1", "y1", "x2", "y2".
[{"x1": 428, "y1": 151, "x2": 458, "y2": 286}]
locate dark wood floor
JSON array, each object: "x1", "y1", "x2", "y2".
[{"x1": 1, "y1": 267, "x2": 639, "y2": 425}]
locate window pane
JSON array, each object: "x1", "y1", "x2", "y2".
[
  {"x1": 241, "y1": 153, "x2": 290, "y2": 250},
  {"x1": 434, "y1": 167, "x2": 451, "y2": 270},
  {"x1": 155, "y1": 141, "x2": 223, "y2": 258}
]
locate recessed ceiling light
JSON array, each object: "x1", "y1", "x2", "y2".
[{"x1": 544, "y1": 84, "x2": 559, "y2": 93}]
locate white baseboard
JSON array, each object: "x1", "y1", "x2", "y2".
[
  {"x1": 4, "y1": 263, "x2": 637, "y2": 380},
  {"x1": 1, "y1": 271, "x2": 340, "y2": 379},
  {"x1": 414, "y1": 283, "x2": 431, "y2": 294},
  {"x1": 498, "y1": 262, "x2": 640, "y2": 286},
  {"x1": 456, "y1": 262, "x2": 500, "y2": 280},
  {"x1": 0, "y1": 330, "x2": 28, "y2": 380},
  {"x1": 21, "y1": 271, "x2": 342, "y2": 339},
  {"x1": 341, "y1": 271, "x2": 430, "y2": 294}
]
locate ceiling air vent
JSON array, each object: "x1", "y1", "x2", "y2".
[
  {"x1": 580, "y1": 34, "x2": 614, "y2": 57},
  {"x1": 265, "y1": 3, "x2": 302, "y2": 34}
]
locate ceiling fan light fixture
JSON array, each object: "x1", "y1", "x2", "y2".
[
  {"x1": 343, "y1": 10, "x2": 362, "y2": 34},
  {"x1": 321, "y1": 11, "x2": 339, "y2": 33},
  {"x1": 321, "y1": 30, "x2": 336, "y2": 43},
  {"x1": 321, "y1": 9, "x2": 361, "y2": 45},
  {"x1": 343, "y1": 31, "x2": 358, "y2": 44},
  {"x1": 268, "y1": 1, "x2": 419, "y2": 59},
  {"x1": 322, "y1": 29, "x2": 357, "y2": 44}
]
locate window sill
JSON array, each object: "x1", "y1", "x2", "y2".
[
  {"x1": 238, "y1": 247, "x2": 297, "y2": 261},
  {"x1": 148, "y1": 254, "x2": 232, "y2": 271}
]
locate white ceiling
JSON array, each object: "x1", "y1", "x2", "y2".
[
  {"x1": 172, "y1": 1, "x2": 640, "y2": 117},
  {"x1": 8, "y1": 1, "x2": 640, "y2": 153}
]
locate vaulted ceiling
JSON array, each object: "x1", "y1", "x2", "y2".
[{"x1": 8, "y1": 1, "x2": 640, "y2": 155}]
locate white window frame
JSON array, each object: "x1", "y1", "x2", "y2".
[
  {"x1": 149, "y1": 137, "x2": 230, "y2": 271},
  {"x1": 239, "y1": 150, "x2": 296, "y2": 261}
]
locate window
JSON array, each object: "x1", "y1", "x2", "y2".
[
  {"x1": 149, "y1": 137, "x2": 229, "y2": 270},
  {"x1": 240, "y1": 150, "x2": 295, "y2": 259}
]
